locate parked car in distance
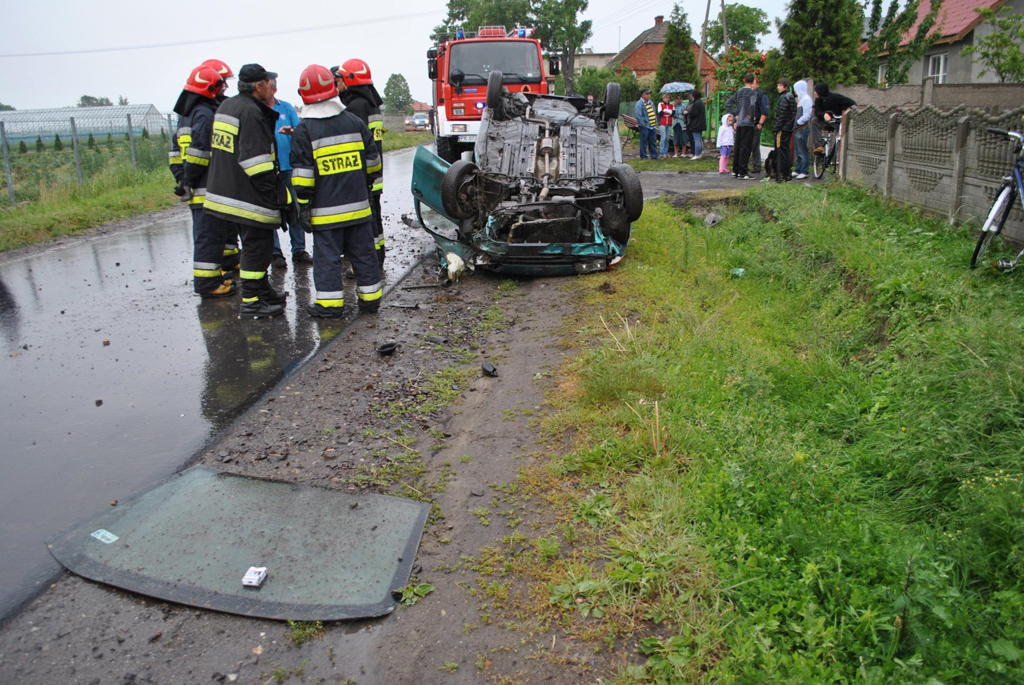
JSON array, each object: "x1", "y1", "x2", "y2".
[{"x1": 407, "y1": 113, "x2": 430, "y2": 132}]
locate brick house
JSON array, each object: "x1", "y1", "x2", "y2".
[{"x1": 608, "y1": 15, "x2": 721, "y2": 95}]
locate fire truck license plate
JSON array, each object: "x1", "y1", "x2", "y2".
[{"x1": 457, "y1": 135, "x2": 477, "y2": 143}]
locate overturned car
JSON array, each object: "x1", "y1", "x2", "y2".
[{"x1": 411, "y1": 72, "x2": 642, "y2": 276}]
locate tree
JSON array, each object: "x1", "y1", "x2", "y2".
[
  {"x1": 534, "y1": 0, "x2": 592, "y2": 94},
  {"x1": 655, "y1": 4, "x2": 702, "y2": 92},
  {"x1": 18, "y1": 140, "x2": 27, "y2": 154},
  {"x1": 87, "y1": 133, "x2": 95, "y2": 149},
  {"x1": 106, "y1": 132, "x2": 114, "y2": 150},
  {"x1": 778, "y1": 0, "x2": 864, "y2": 85},
  {"x1": 0, "y1": 102, "x2": 14, "y2": 111},
  {"x1": 862, "y1": 0, "x2": 943, "y2": 85},
  {"x1": 706, "y1": 3, "x2": 770, "y2": 57},
  {"x1": 432, "y1": 0, "x2": 532, "y2": 43},
  {"x1": 77, "y1": 95, "x2": 113, "y2": 107},
  {"x1": 961, "y1": 5, "x2": 1024, "y2": 83},
  {"x1": 142, "y1": 127, "x2": 149, "y2": 139},
  {"x1": 118, "y1": 95, "x2": 129, "y2": 106},
  {"x1": 53, "y1": 134, "x2": 63, "y2": 152},
  {"x1": 35, "y1": 135, "x2": 44, "y2": 153},
  {"x1": 383, "y1": 74, "x2": 413, "y2": 115},
  {"x1": 575, "y1": 66, "x2": 642, "y2": 103}
]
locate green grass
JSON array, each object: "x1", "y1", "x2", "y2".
[
  {"x1": 538, "y1": 184, "x2": 1024, "y2": 682},
  {"x1": 382, "y1": 130, "x2": 433, "y2": 153},
  {"x1": 626, "y1": 154, "x2": 720, "y2": 172}
]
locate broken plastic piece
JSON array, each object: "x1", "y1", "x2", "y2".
[{"x1": 482, "y1": 361, "x2": 498, "y2": 377}]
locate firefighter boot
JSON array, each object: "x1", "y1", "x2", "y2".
[
  {"x1": 239, "y1": 276, "x2": 284, "y2": 319},
  {"x1": 260, "y1": 276, "x2": 288, "y2": 305},
  {"x1": 239, "y1": 298, "x2": 285, "y2": 319},
  {"x1": 200, "y1": 278, "x2": 237, "y2": 299}
]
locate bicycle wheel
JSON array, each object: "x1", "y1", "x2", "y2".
[
  {"x1": 812, "y1": 150, "x2": 826, "y2": 179},
  {"x1": 971, "y1": 184, "x2": 1016, "y2": 268}
]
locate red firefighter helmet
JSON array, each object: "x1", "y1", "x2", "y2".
[
  {"x1": 298, "y1": 64, "x2": 339, "y2": 104},
  {"x1": 184, "y1": 65, "x2": 225, "y2": 98},
  {"x1": 339, "y1": 58, "x2": 373, "y2": 86},
  {"x1": 201, "y1": 59, "x2": 234, "y2": 79}
]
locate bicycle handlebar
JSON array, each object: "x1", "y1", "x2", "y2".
[{"x1": 987, "y1": 127, "x2": 1023, "y2": 142}]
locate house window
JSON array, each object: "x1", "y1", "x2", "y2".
[
  {"x1": 877, "y1": 63, "x2": 886, "y2": 85},
  {"x1": 927, "y1": 54, "x2": 947, "y2": 84}
]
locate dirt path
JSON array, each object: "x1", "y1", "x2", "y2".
[{"x1": 0, "y1": 264, "x2": 596, "y2": 684}]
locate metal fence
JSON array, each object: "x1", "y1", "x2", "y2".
[{"x1": 0, "y1": 112, "x2": 178, "y2": 207}]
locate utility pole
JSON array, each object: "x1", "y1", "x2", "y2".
[
  {"x1": 720, "y1": 0, "x2": 730, "y2": 52},
  {"x1": 698, "y1": 0, "x2": 712, "y2": 75}
]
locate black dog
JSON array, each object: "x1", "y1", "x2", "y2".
[{"x1": 764, "y1": 149, "x2": 777, "y2": 180}]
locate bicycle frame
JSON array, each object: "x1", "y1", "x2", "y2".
[
  {"x1": 989, "y1": 161, "x2": 1024, "y2": 269},
  {"x1": 972, "y1": 128, "x2": 1024, "y2": 270}
]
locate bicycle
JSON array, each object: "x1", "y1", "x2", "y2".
[
  {"x1": 970, "y1": 128, "x2": 1024, "y2": 270},
  {"x1": 812, "y1": 115, "x2": 842, "y2": 179}
]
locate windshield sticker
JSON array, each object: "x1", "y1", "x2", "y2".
[{"x1": 91, "y1": 529, "x2": 119, "y2": 544}]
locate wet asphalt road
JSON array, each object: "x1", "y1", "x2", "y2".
[{"x1": 0, "y1": 145, "x2": 435, "y2": 621}]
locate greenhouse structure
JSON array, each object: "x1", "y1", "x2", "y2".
[{"x1": 0, "y1": 105, "x2": 177, "y2": 145}]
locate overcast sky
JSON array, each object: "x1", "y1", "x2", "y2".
[{"x1": 0, "y1": 0, "x2": 790, "y2": 113}]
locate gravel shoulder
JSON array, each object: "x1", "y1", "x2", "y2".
[{"x1": 0, "y1": 264, "x2": 595, "y2": 685}]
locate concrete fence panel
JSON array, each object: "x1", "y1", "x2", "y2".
[{"x1": 846, "y1": 104, "x2": 1024, "y2": 242}]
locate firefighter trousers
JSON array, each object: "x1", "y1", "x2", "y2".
[
  {"x1": 312, "y1": 221, "x2": 383, "y2": 312},
  {"x1": 192, "y1": 206, "x2": 229, "y2": 294},
  {"x1": 371, "y1": 190, "x2": 385, "y2": 268},
  {"x1": 235, "y1": 224, "x2": 277, "y2": 303}
]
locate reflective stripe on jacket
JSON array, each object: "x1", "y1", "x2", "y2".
[
  {"x1": 290, "y1": 110, "x2": 380, "y2": 230},
  {"x1": 341, "y1": 88, "x2": 384, "y2": 193},
  {"x1": 204, "y1": 93, "x2": 282, "y2": 228}
]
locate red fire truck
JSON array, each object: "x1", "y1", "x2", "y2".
[{"x1": 427, "y1": 26, "x2": 559, "y2": 163}]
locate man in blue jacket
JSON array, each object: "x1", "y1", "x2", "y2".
[
  {"x1": 268, "y1": 79, "x2": 310, "y2": 267},
  {"x1": 634, "y1": 89, "x2": 659, "y2": 160}
]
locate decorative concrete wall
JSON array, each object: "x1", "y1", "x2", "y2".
[
  {"x1": 843, "y1": 105, "x2": 1024, "y2": 241},
  {"x1": 838, "y1": 80, "x2": 1024, "y2": 112}
]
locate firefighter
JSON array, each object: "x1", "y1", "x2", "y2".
[
  {"x1": 199, "y1": 59, "x2": 241, "y2": 271},
  {"x1": 291, "y1": 64, "x2": 383, "y2": 318},
  {"x1": 169, "y1": 64, "x2": 234, "y2": 298},
  {"x1": 204, "y1": 63, "x2": 290, "y2": 319},
  {"x1": 332, "y1": 59, "x2": 385, "y2": 270}
]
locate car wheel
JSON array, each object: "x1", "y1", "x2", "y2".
[
  {"x1": 441, "y1": 160, "x2": 479, "y2": 220},
  {"x1": 603, "y1": 82, "x2": 620, "y2": 122},
  {"x1": 486, "y1": 70, "x2": 504, "y2": 113},
  {"x1": 606, "y1": 163, "x2": 643, "y2": 222}
]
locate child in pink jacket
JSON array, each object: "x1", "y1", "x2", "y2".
[{"x1": 717, "y1": 113, "x2": 735, "y2": 174}]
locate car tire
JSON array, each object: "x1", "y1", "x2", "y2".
[
  {"x1": 606, "y1": 163, "x2": 643, "y2": 222},
  {"x1": 486, "y1": 70, "x2": 504, "y2": 113},
  {"x1": 441, "y1": 160, "x2": 478, "y2": 220},
  {"x1": 435, "y1": 136, "x2": 460, "y2": 164},
  {"x1": 603, "y1": 82, "x2": 620, "y2": 122}
]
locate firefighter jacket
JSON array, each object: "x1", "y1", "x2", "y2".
[
  {"x1": 204, "y1": 92, "x2": 284, "y2": 229},
  {"x1": 340, "y1": 85, "x2": 384, "y2": 193},
  {"x1": 290, "y1": 99, "x2": 382, "y2": 230},
  {"x1": 168, "y1": 92, "x2": 217, "y2": 206}
]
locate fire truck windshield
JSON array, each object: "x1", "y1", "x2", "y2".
[{"x1": 448, "y1": 41, "x2": 542, "y2": 84}]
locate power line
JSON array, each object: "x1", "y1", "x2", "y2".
[{"x1": 0, "y1": 10, "x2": 445, "y2": 59}]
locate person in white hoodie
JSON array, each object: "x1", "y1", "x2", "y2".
[
  {"x1": 717, "y1": 113, "x2": 735, "y2": 174},
  {"x1": 793, "y1": 80, "x2": 814, "y2": 179}
]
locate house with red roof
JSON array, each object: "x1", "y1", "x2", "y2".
[
  {"x1": 874, "y1": 0, "x2": 1024, "y2": 85},
  {"x1": 608, "y1": 16, "x2": 721, "y2": 96}
]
